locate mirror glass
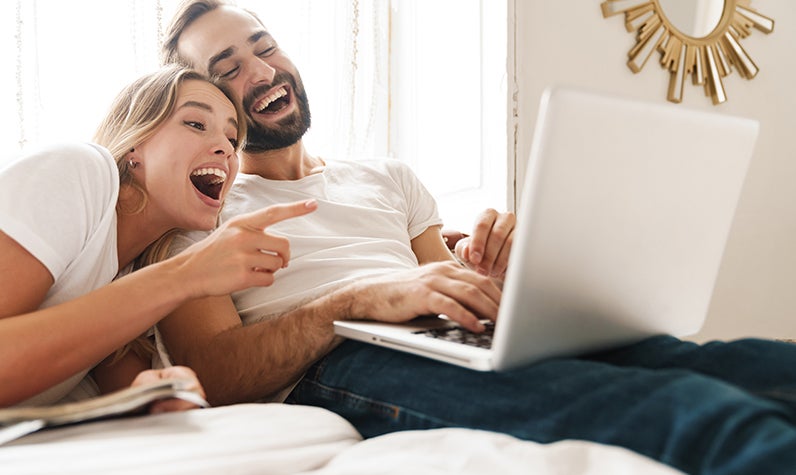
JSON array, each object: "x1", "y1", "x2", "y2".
[{"x1": 658, "y1": 0, "x2": 725, "y2": 38}]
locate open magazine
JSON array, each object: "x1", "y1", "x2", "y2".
[{"x1": 0, "y1": 378, "x2": 209, "y2": 445}]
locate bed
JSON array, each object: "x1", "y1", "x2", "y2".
[{"x1": 0, "y1": 403, "x2": 681, "y2": 474}]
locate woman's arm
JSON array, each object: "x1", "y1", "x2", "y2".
[
  {"x1": 0, "y1": 200, "x2": 318, "y2": 407},
  {"x1": 0, "y1": 230, "x2": 196, "y2": 407}
]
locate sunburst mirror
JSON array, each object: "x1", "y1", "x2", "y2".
[{"x1": 601, "y1": 0, "x2": 774, "y2": 105}]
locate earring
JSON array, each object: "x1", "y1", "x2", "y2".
[{"x1": 128, "y1": 160, "x2": 138, "y2": 169}]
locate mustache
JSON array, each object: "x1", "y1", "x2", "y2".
[{"x1": 243, "y1": 72, "x2": 299, "y2": 112}]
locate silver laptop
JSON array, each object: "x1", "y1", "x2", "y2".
[{"x1": 334, "y1": 86, "x2": 759, "y2": 371}]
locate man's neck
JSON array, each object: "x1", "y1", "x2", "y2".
[{"x1": 239, "y1": 141, "x2": 324, "y2": 181}]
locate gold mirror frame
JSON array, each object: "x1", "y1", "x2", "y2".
[{"x1": 601, "y1": 0, "x2": 774, "y2": 104}]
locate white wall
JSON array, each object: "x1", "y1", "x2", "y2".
[{"x1": 510, "y1": 0, "x2": 796, "y2": 342}]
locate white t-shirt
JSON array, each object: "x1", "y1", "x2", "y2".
[
  {"x1": 176, "y1": 158, "x2": 443, "y2": 324},
  {"x1": 0, "y1": 142, "x2": 120, "y2": 405},
  {"x1": 160, "y1": 158, "x2": 442, "y2": 402}
]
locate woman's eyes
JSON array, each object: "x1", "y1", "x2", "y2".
[
  {"x1": 183, "y1": 119, "x2": 236, "y2": 148},
  {"x1": 184, "y1": 120, "x2": 206, "y2": 131},
  {"x1": 184, "y1": 120, "x2": 236, "y2": 148}
]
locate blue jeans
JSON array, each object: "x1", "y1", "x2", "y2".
[{"x1": 287, "y1": 336, "x2": 796, "y2": 474}]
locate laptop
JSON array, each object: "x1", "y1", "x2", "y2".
[{"x1": 334, "y1": 86, "x2": 759, "y2": 371}]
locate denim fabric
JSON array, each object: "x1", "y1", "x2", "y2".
[{"x1": 287, "y1": 336, "x2": 796, "y2": 474}]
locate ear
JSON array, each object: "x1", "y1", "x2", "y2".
[{"x1": 126, "y1": 147, "x2": 140, "y2": 170}]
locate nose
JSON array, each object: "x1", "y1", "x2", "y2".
[
  {"x1": 212, "y1": 135, "x2": 235, "y2": 158},
  {"x1": 248, "y1": 58, "x2": 277, "y2": 86}
]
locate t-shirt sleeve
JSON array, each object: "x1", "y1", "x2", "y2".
[
  {"x1": 0, "y1": 143, "x2": 119, "y2": 280},
  {"x1": 388, "y1": 160, "x2": 443, "y2": 239}
]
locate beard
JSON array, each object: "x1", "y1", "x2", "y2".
[{"x1": 242, "y1": 71, "x2": 312, "y2": 153}]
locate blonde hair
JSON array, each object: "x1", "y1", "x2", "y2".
[{"x1": 93, "y1": 64, "x2": 246, "y2": 362}]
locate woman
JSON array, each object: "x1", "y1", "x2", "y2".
[{"x1": 0, "y1": 64, "x2": 316, "y2": 409}]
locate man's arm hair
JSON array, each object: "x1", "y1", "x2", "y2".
[
  {"x1": 158, "y1": 290, "x2": 355, "y2": 406},
  {"x1": 159, "y1": 224, "x2": 502, "y2": 406}
]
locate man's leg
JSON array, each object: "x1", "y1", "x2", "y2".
[
  {"x1": 588, "y1": 336, "x2": 796, "y2": 406},
  {"x1": 287, "y1": 339, "x2": 796, "y2": 475}
]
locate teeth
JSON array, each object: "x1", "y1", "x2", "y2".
[
  {"x1": 254, "y1": 87, "x2": 287, "y2": 112},
  {"x1": 191, "y1": 167, "x2": 227, "y2": 184}
]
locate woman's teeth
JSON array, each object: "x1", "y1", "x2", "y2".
[
  {"x1": 190, "y1": 167, "x2": 227, "y2": 200},
  {"x1": 191, "y1": 167, "x2": 227, "y2": 184}
]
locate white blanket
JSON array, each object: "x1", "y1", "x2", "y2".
[{"x1": 0, "y1": 404, "x2": 681, "y2": 474}]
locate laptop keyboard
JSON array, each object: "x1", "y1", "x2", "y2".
[{"x1": 413, "y1": 321, "x2": 495, "y2": 349}]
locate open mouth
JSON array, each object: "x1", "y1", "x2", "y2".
[
  {"x1": 190, "y1": 167, "x2": 227, "y2": 200},
  {"x1": 253, "y1": 85, "x2": 291, "y2": 114}
]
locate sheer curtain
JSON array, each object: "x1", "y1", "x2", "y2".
[
  {"x1": 1, "y1": 0, "x2": 508, "y2": 230},
  {"x1": 2, "y1": 1, "x2": 164, "y2": 156},
  {"x1": 0, "y1": 0, "x2": 387, "y2": 162},
  {"x1": 253, "y1": 0, "x2": 390, "y2": 160}
]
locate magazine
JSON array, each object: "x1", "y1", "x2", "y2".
[{"x1": 0, "y1": 378, "x2": 208, "y2": 445}]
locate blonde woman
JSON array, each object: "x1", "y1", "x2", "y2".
[{"x1": 0, "y1": 64, "x2": 316, "y2": 409}]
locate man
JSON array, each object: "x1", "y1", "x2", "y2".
[
  {"x1": 158, "y1": 2, "x2": 796, "y2": 473},
  {"x1": 158, "y1": 0, "x2": 511, "y2": 402}
]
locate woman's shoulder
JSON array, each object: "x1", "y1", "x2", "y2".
[
  {"x1": 8, "y1": 142, "x2": 113, "y2": 169},
  {"x1": 37, "y1": 142, "x2": 114, "y2": 169},
  {"x1": 6, "y1": 142, "x2": 118, "y2": 183},
  {"x1": 1, "y1": 142, "x2": 120, "y2": 209}
]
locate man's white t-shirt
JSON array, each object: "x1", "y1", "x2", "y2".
[
  {"x1": 159, "y1": 158, "x2": 443, "y2": 402},
  {"x1": 224, "y1": 158, "x2": 442, "y2": 324},
  {"x1": 177, "y1": 158, "x2": 443, "y2": 325},
  {"x1": 0, "y1": 142, "x2": 119, "y2": 406}
]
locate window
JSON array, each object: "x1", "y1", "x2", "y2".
[
  {"x1": 1, "y1": 0, "x2": 508, "y2": 230},
  {"x1": 0, "y1": 0, "x2": 164, "y2": 160},
  {"x1": 389, "y1": 1, "x2": 508, "y2": 229}
]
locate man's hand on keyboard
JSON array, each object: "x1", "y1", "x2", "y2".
[{"x1": 344, "y1": 262, "x2": 501, "y2": 333}]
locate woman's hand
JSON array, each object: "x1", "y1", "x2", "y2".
[
  {"x1": 131, "y1": 366, "x2": 207, "y2": 414},
  {"x1": 176, "y1": 199, "x2": 318, "y2": 299}
]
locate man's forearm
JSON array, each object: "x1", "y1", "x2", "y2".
[
  {"x1": 172, "y1": 263, "x2": 499, "y2": 405},
  {"x1": 188, "y1": 287, "x2": 358, "y2": 406}
]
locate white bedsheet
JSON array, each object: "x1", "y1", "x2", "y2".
[{"x1": 0, "y1": 404, "x2": 681, "y2": 474}]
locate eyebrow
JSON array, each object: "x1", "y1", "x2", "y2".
[
  {"x1": 206, "y1": 31, "x2": 273, "y2": 74},
  {"x1": 179, "y1": 100, "x2": 238, "y2": 131}
]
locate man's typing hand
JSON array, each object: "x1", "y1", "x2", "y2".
[
  {"x1": 346, "y1": 262, "x2": 501, "y2": 333},
  {"x1": 455, "y1": 209, "x2": 515, "y2": 279}
]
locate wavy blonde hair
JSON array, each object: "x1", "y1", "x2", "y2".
[{"x1": 93, "y1": 64, "x2": 246, "y2": 362}]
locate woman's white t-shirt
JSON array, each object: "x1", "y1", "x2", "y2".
[{"x1": 0, "y1": 142, "x2": 119, "y2": 405}]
